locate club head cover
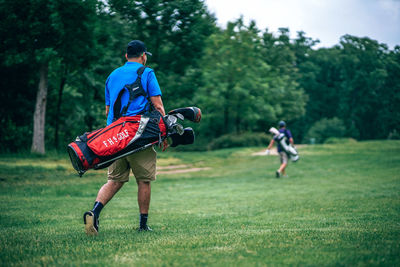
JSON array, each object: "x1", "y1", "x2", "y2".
[
  {"x1": 269, "y1": 127, "x2": 279, "y2": 135},
  {"x1": 168, "y1": 107, "x2": 201, "y2": 123},
  {"x1": 169, "y1": 127, "x2": 195, "y2": 147}
]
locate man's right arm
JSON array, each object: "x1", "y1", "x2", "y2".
[
  {"x1": 147, "y1": 71, "x2": 168, "y2": 150},
  {"x1": 267, "y1": 139, "x2": 275, "y2": 150},
  {"x1": 106, "y1": 105, "x2": 110, "y2": 118},
  {"x1": 105, "y1": 76, "x2": 111, "y2": 119},
  {"x1": 150, "y1": 95, "x2": 168, "y2": 151}
]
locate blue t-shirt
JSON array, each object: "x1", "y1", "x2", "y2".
[
  {"x1": 105, "y1": 62, "x2": 162, "y2": 125},
  {"x1": 275, "y1": 128, "x2": 293, "y2": 152}
]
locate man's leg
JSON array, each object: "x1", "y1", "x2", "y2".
[
  {"x1": 127, "y1": 147, "x2": 157, "y2": 231},
  {"x1": 96, "y1": 157, "x2": 130, "y2": 209},
  {"x1": 280, "y1": 151, "x2": 289, "y2": 176},
  {"x1": 96, "y1": 180, "x2": 125, "y2": 205},
  {"x1": 84, "y1": 181, "x2": 124, "y2": 235},
  {"x1": 137, "y1": 180, "x2": 152, "y2": 231},
  {"x1": 278, "y1": 163, "x2": 287, "y2": 175},
  {"x1": 84, "y1": 158, "x2": 130, "y2": 235},
  {"x1": 91, "y1": 180, "x2": 124, "y2": 219},
  {"x1": 137, "y1": 181, "x2": 151, "y2": 214},
  {"x1": 276, "y1": 152, "x2": 288, "y2": 178}
]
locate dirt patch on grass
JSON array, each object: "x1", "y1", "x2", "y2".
[
  {"x1": 252, "y1": 145, "x2": 306, "y2": 156},
  {"x1": 157, "y1": 165, "x2": 210, "y2": 174},
  {"x1": 252, "y1": 149, "x2": 279, "y2": 156},
  {"x1": 157, "y1": 164, "x2": 190, "y2": 170}
]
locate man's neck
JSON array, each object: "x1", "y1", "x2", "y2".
[{"x1": 127, "y1": 58, "x2": 144, "y2": 64}]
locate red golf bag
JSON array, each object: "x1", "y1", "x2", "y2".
[
  {"x1": 67, "y1": 107, "x2": 200, "y2": 176},
  {"x1": 67, "y1": 110, "x2": 167, "y2": 176}
]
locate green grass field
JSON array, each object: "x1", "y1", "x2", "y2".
[{"x1": 0, "y1": 141, "x2": 399, "y2": 266}]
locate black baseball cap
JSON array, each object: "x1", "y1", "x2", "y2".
[{"x1": 126, "y1": 40, "x2": 152, "y2": 57}]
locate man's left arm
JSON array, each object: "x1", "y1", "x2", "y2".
[
  {"x1": 287, "y1": 129, "x2": 294, "y2": 144},
  {"x1": 150, "y1": 96, "x2": 165, "y2": 116},
  {"x1": 147, "y1": 70, "x2": 164, "y2": 116}
]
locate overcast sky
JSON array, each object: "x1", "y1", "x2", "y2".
[{"x1": 204, "y1": 0, "x2": 400, "y2": 49}]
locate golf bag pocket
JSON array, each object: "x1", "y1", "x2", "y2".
[
  {"x1": 88, "y1": 115, "x2": 146, "y2": 156},
  {"x1": 68, "y1": 111, "x2": 166, "y2": 176}
]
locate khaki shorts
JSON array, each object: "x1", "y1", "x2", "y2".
[
  {"x1": 279, "y1": 151, "x2": 289, "y2": 164},
  {"x1": 108, "y1": 146, "x2": 157, "y2": 183}
]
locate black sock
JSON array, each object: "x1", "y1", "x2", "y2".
[
  {"x1": 140, "y1": 213, "x2": 148, "y2": 228},
  {"x1": 91, "y1": 201, "x2": 104, "y2": 218}
]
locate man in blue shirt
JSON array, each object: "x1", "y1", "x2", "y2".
[
  {"x1": 84, "y1": 40, "x2": 167, "y2": 235},
  {"x1": 266, "y1": 121, "x2": 294, "y2": 178}
]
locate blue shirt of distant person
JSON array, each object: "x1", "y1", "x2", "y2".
[{"x1": 276, "y1": 128, "x2": 293, "y2": 153}]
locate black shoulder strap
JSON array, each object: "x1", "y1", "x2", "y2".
[{"x1": 113, "y1": 66, "x2": 149, "y2": 121}]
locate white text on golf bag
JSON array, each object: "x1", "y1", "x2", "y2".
[{"x1": 103, "y1": 129, "x2": 129, "y2": 148}]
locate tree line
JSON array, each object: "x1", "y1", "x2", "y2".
[{"x1": 1, "y1": 0, "x2": 399, "y2": 153}]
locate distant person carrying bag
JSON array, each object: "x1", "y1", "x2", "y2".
[{"x1": 265, "y1": 121, "x2": 298, "y2": 178}]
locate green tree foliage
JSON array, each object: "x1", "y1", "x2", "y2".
[
  {"x1": 196, "y1": 19, "x2": 306, "y2": 140},
  {"x1": 0, "y1": 0, "x2": 98, "y2": 153},
  {"x1": 46, "y1": 2, "x2": 129, "y2": 149},
  {"x1": 304, "y1": 117, "x2": 346, "y2": 144},
  {"x1": 297, "y1": 35, "x2": 400, "y2": 141},
  {"x1": 295, "y1": 46, "x2": 342, "y2": 140},
  {"x1": 196, "y1": 19, "x2": 269, "y2": 137},
  {"x1": 108, "y1": 0, "x2": 216, "y2": 109},
  {"x1": 1, "y1": 1, "x2": 399, "y2": 152},
  {"x1": 382, "y1": 46, "x2": 400, "y2": 138},
  {"x1": 338, "y1": 35, "x2": 396, "y2": 139},
  {"x1": 1, "y1": 0, "x2": 216, "y2": 152},
  {"x1": 261, "y1": 29, "x2": 315, "y2": 142}
]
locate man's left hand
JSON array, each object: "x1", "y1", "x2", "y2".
[{"x1": 161, "y1": 139, "x2": 169, "y2": 151}]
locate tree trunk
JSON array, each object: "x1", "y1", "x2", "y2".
[
  {"x1": 55, "y1": 69, "x2": 67, "y2": 149},
  {"x1": 224, "y1": 82, "x2": 233, "y2": 134},
  {"x1": 235, "y1": 103, "x2": 241, "y2": 135},
  {"x1": 31, "y1": 63, "x2": 48, "y2": 154}
]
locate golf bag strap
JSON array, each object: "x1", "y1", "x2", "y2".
[{"x1": 113, "y1": 66, "x2": 152, "y2": 121}]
